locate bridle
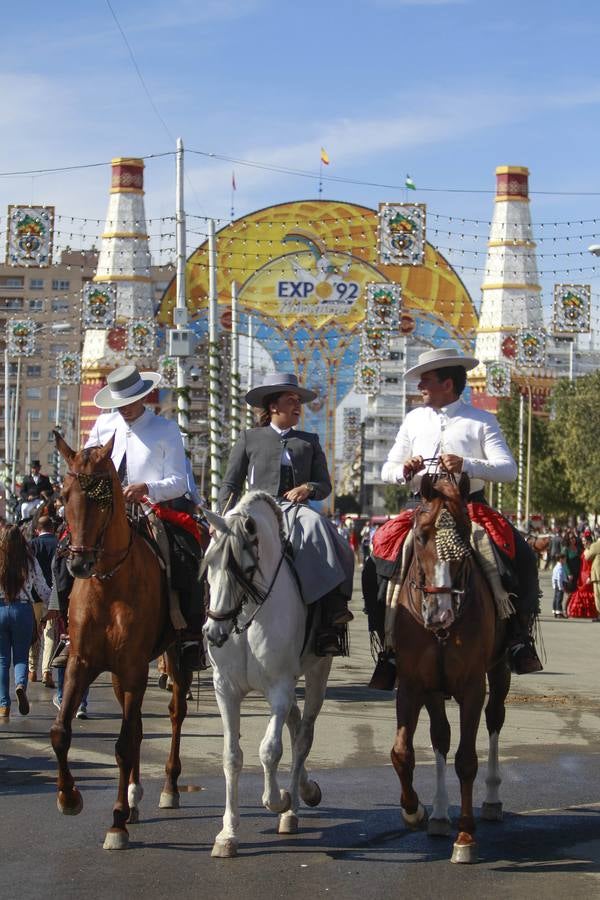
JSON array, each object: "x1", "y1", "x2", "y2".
[
  {"x1": 408, "y1": 474, "x2": 471, "y2": 642},
  {"x1": 63, "y1": 469, "x2": 133, "y2": 581},
  {"x1": 205, "y1": 507, "x2": 296, "y2": 635}
]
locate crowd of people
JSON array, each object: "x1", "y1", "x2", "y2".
[{"x1": 545, "y1": 521, "x2": 600, "y2": 621}]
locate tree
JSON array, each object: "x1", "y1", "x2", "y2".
[
  {"x1": 496, "y1": 385, "x2": 579, "y2": 519},
  {"x1": 549, "y1": 372, "x2": 600, "y2": 512},
  {"x1": 382, "y1": 483, "x2": 410, "y2": 514}
]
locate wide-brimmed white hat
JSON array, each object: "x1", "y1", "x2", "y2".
[
  {"x1": 245, "y1": 372, "x2": 317, "y2": 407},
  {"x1": 405, "y1": 347, "x2": 479, "y2": 379},
  {"x1": 93, "y1": 364, "x2": 161, "y2": 409}
]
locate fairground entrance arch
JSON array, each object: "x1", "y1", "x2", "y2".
[{"x1": 158, "y1": 199, "x2": 478, "y2": 495}]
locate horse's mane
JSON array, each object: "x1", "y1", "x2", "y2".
[{"x1": 230, "y1": 491, "x2": 284, "y2": 538}]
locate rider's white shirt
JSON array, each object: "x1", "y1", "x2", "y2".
[
  {"x1": 85, "y1": 408, "x2": 187, "y2": 503},
  {"x1": 381, "y1": 397, "x2": 517, "y2": 495}
]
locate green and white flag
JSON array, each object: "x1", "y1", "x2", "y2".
[{"x1": 405, "y1": 174, "x2": 416, "y2": 190}]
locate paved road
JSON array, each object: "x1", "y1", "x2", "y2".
[{"x1": 1, "y1": 568, "x2": 599, "y2": 899}]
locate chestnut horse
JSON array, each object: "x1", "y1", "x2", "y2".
[
  {"x1": 390, "y1": 472, "x2": 511, "y2": 864},
  {"x1": 50, "y1": 433, "x2": 194, "y2": 850}
]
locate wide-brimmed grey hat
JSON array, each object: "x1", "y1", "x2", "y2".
[
  {"x1": 245, "y1": 372, "x2": 317, "y2": 407},
  {"x1": 405, "y1": 347, "x2": 479, "y2": 380},
  {"x1": 93, "y1": 364, "x2": 161, "y2": 409}
]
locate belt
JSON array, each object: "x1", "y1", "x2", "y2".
[{"x1": 410, "y1": 489, "x2": 487, "y2": 504}]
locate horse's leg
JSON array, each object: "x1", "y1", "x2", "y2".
[
  {"x1": 391, "y1": 686, "x2": 427, "y2": 829},
  {"x1": 425, "y1": 693, "x2": 452, "y2": 837},
  {"x1": 50, "y1": 655, "x2": 91, "y2": 816},
  {"x1": 482, "y1": 660, "x2": 511, "y2": 822},
  {"x1": 279, "y1": 656, "x2": 332, "y2": 835},
  {"x1": 110, "y1": 676, "x2": 145, "y2": 826},
  {"x1": 103, "y1": 680, "x2": 146, "y2": 850},
  {"x1": 158, "y1": 644, "x2": 190, "y2": 810},
  {"x1": 451, "y1": 677, "x2": 486, "y2": 864},
  {"x1": 260, "y1": 682, "x2": 295, "y2": 815},
  {"x1": 212, "y1": 684, "x2": 243, "y2": 858}
]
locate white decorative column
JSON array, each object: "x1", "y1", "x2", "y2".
[{"x1": 475, "y1": 166, "x2": 544, "y2": 365}]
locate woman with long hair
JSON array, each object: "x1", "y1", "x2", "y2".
[{"x1": 0, "y1": 525, "x2": 51, "y2": 719}]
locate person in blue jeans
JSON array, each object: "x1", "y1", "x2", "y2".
[
  {"x1": 54, "y1": 668, "x2": 89, "y2": 719},
  {"x1": 0, "y1": 525, "x2": 51, "y2": 719}
]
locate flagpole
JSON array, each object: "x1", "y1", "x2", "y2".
[
  {"x1": 230, "y1": 171, "x2": 235, "y2": 222},
  {"x1": 318, "y1": 160, "x2": 323, "y2": 197}
]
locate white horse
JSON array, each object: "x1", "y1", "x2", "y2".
[{"x1": 202, "y1": 491, "x2": 333, "y2": 858}]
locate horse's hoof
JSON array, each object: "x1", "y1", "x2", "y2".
[
  {"x1": 301, "y1": 780, "x2": 322, "y2": 808},
  {"x1": 266, "y1": 789, "x2": 291, "y2": 814},
  {"x1": 211, "y1": 839, "x2": 238, "y2": 858},
  {"x1": 402, "y1": 802, "x2": 428, "y2": 830},
  {"x1": 57, "y1": 789, "x2": 83, "y2": 816},
  {"x1": 103, "y1": 829, "x2": 129, "y2": 851},
  {"x1": 159, "y1": 791, "x2": 180, "y2": 809},
  {"x1": 428, "y1": 817, "x2": 452, "y2": 837},
  {"x1": 127, "y1": 807, "x2": 140, "y2": 825},
  {"x1": 481, "y1": 801, "x2": 503, "y2": 822},
  {"x1": 451, "y1": 833, "x2": 478, "y2": 864},
  {"x1": 278, "y1": 812, "x2": 299, "y2": 834}
]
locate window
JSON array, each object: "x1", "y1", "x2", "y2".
[
  {"x1": 1, "y1": 296, "x2": 24, "y2": 310},
  {"x1": 48, "y1": 366, "x2": 57, "y2": 379},
  {"x1": 51, "y1": 299, "x2": 70, "y2": 313},
  {"x1": 50, "y1": 343, "x2": 68, "y2": 354},
  {"x1": 31, "y1": 431, "x2": 40, "y2": 442},
  {"x1": 385, "y1": 376, "x2": 399, "y2": 384},
  {"x1": 389, "y1": 351, "x2": 401, "y2": 361},
  {"x1": 29, "y1": 278, "x2": 44, "y2": 290},
  {"x1": 51, "y1": 279, "x2": 70, "y2": 291},
  {"x1": 8, "y1": 362, "x2": 18, "y2": 376},
  {"x1": 47, "y1": 453, "x2": 54, "y2": 466},
  {"x1": 28, "y1": 409, "x2": 41, "y2": 420},
  {"x1": 47, "y1": 430, "x2": 56, "y2": 441},
  {"x1": 26, "y1": 387, "x2": 42, "y2": 399},
  {"x1": 28, "y1": 298, "x2": 44, "y2": 311},
  {"x1": 26, "y1": 365, "x2": 42, "y2": 377},
  {"x1": 49, "y1": 386, "x2": 58, "y2": 400},
  {"x1": 0, "y1": 276, "x2": 24, "y2": 288}
]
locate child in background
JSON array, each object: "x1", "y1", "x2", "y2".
[{"x1": 552, "y1": 552, "x2": 569, "y2": 619}]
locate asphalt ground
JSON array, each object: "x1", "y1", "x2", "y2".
[{"x1": 1, "y1": 566, "x2": 599, "y2": 899}]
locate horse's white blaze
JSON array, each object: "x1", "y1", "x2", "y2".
[
  {"x1": 431, "y1": 749, "x2": 450, "y2": 821},
  {"x1": 205, "y1": 492, "x2": 333, "y2": 857},
  {"x1": 485, "y1": 731, "x2": 501, "y2": 805}
]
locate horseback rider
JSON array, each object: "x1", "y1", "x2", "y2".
[
  {"x1": 19, "y1": 460, "x2": 52, "y2": 521},
  {"x1": 218, "y1": 372, "x2": 354, "y2": 656},
  {"x1": 373, "y1": 346, "x2": 542, "y2": 682},
  {"x1": 85, "y1": 364, "x2": 201, "y2": 635}
]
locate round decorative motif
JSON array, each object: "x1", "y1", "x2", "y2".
[{"x1": 107, "y1": 326, "x2": 128, "y2": 352}]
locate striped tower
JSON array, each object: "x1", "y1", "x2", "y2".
[
  {"x1": 474, "y1": 165, "x2": 544, "y2": 365},
  {"x1": 80, "y1": 157, "x2": 155, "y2": 442}
]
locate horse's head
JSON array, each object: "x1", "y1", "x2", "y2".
[
  {"x1": 55, "y1": 431, "x2": 120, "y2": 578},
  {"x1": 413, "y1": 472, "x2": 471, "y2": 632},
  {"x1": 202, "y1": 492, "x2": 283, "y2": 648}
]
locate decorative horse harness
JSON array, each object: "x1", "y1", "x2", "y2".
[
  {"x1": 63, "y1": 470, "x2": 134, "y2": 581},
  {"x1": 407, "y1": 481, "x2": 473, "y2": 644}
]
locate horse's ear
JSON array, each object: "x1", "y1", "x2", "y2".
[
  {"x1": 202, "y1": 507, "x2": 228, "y2": 534},
  {"x1": 98, "y1": 432, "x2": 116, "y2": 460},
  {"x1": 54, "y1": 430, "x2": 75, "y2": 464},
  {"x1": 458, "y1": 472, "x2": 470, "y2": 500},
  {"x1": 421, "y1": 474, "x2": 435, "y2": 501}
]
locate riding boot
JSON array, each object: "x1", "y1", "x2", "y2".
[
  {"x1": 315, "y1": 590, "x2": 353, "y2": 656},
  {"x1": 368, "y1": 649, "x2": 396, "y2": 690},
  {"x1": 506, "y1": 611, "x2": 543, "y2": 674}
]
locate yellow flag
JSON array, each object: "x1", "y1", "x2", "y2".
[{"x1": 320, "y1": 147, "x2": 330, "y2": 166}]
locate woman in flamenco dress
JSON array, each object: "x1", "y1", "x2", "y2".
[{"x1": 567, "y1": 535, "x2": 597, "y2": 618}]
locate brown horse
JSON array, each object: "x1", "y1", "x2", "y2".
[
  {"x1": 50, "y1": 433, "x2": 194, "y2": 850},
  {"x1": 390, "y1": 472, "x2": 511, "y2": 864}
]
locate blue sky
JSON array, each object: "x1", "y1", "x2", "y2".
[{"x1": 3, "y1": 0, "x2": 600, "y2": 310}]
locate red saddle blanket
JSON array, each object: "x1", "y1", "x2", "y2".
[{"x1": 372, "y1": 502, "x2": 515, "y2": 566}]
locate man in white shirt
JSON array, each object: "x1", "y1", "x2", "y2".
[
  {"x1": 381, "y1": 346, "x2": 542, "y2": 675},
  {"x1": 86, "y1": 364, "x2": 189, "y2": 631}
]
